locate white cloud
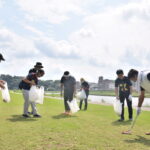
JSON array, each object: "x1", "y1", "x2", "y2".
[
  {"x1": 0, "y1": 27, "x2": 39, "y2": 58},
  {"x1": 68, "y1": 0, "x2": 150, "y2": 79},
  {"x1": 16, "y1": 0, "x2": 102, "y2": 24}
]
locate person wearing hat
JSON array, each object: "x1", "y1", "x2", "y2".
[
  {"x1": 115, "y1": 69, "x2": 133, "y2": 122},
  {"x1": 21, "y1": 69, "x2": 45, "y2": 118},
  {"x1": 128, "y1": 69, "x2": 150, "y2": 135},
  {"x1": 0, "y1": 53, "x2": 5, "y2": 89},
  {"x1": 60, "y1": 71, "x2": 76, "y2": 115},
  {"x1": 79, "y1": 78, "x2": 90, "y2": 111},
  {"x1": 29, "y1": 62, "x2": 44, "y2": 74}
]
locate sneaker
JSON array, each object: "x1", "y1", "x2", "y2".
[
  {"x1": 129, "y1": 118, "x2": 133, "y2": 121},
  {"x1": 118, "y1": 118, "x2": 124, "y2": 122},
  {"x1": 22, "y1": 114, "x2": 30, "y2": 118},
  {"x1": 33, "y1": 114, "x2": 42, "y2": 118}
]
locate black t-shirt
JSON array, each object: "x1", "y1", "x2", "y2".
[
  {"x1": 81, "y1": 81, "x2": 90, "y2": 91},
  {"x1": 22, "y1": 73, "x2": 38, "y2": 90},
  {"x1": 29, "y1": 68, "x2": 37, "y2": 74},
  {"x1": 115, "y1": 76, "x2": 132, "y2": 94},
  {"x1": 61, "y1": 76, "x2": 76, "y2": 92}
]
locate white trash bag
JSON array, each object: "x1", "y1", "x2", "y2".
[
  {"x1": 29, "y1": 86, "x2": 44, "y2": 104},
  {"x1": 113, "y1": 99, "x2": 122, "y2": 116},
  {"x1": 36, "y1": 86, "x2": 44, "y2": 104},
  {"x1": 67, "y1": 99, "x2": 80, "y2": 113},
  {"x1": 1, "y1": 82, "x2": 11, "y2": 103},
  {"x1": 76, "y1": 89, "x2": 86, "y2": 100}
]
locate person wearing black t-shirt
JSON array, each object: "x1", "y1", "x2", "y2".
[
  {"x1": 29, "y1": 62, "x2": 44, "y2": 74},
  {"x1": 115, "y1": 69, "x2": 133, "y2": 121},
  {"x1": 79, "y1": 78, "x2": 90, "y2": 110},
  {"x1": 21, "y1": 69, "x2": 45, "y2": 118},
  {"x1": 60, "y1": 71, "x2": 76, "y2": 115}
]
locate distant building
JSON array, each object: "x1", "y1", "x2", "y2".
[{"x1": 97, "y1": 76, "x2": 115, "y2": 91}]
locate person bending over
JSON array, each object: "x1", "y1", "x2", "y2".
[
  {"x1": 21, "y1": 69, "x2": 45, "y2": 118},
  {"x1": 128, "y1": 69, "x2": 150, "y2": 135}
]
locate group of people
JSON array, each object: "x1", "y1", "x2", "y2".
[
  {"x1": 0, "y1": 53, "x2": 90, "y2": 118},
  {"x1": 0, "y1": 53, "x2": 150, "y2": 135}
]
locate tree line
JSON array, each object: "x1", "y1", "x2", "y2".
[{"x1": 0, "y1": 74, "x2": 61, "y2": 91}]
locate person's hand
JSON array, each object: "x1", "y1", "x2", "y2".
[
  {"x1": 0, "y1": 82, "x2": 5, "y2": 89},
  {"x1": 30, "y1": 81, "x2": 36, "y2": 86},
  {"x1": 137, "y1": 107, "x2": 141, "y2": 116},
  {"x1": 0, "y1": 80, "x2": 5, "y2": 84},
  {"x1": 1, "y1": 84, "x2": 5, "y2": 89},
  {"x1": 128, "y1": 95, "x2": 132, "y2": 101}
]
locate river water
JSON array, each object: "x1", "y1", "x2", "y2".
[
  {"x1": 45, "y1": 92, "x2": 150, "y2": 107},
  {"x1": 88, "y1": 95, "x2": 150, "y2": 107}
]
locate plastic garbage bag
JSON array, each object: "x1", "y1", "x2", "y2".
[
  {"x1": 29, "y1": 86, "x2": 39, "y2": 102},
  {"x1": 76, "y1": 89, "x2": 86, "y2": 100},
  {"x1": 29, "y1": 86, "x2": 44, "y2": 104},
  {"x1": 113, "y1": 99, "x2": 122, "y2": 116},
  {"x1": 67, "y1": 99, "x2": 80, "y2": 113},
  {"x1": 1, "y1": 82, "x2": 11, "y2": 103},
  {"x1": 36, "y1": 86, "x2": 44, "y2": 104}
]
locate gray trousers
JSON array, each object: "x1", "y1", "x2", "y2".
[
  {"x1": 64, "y1": 90, "x2": 74, "y2": 111},
  {"x1": 22, "y1": 90, "x2": 38, "y2": 115}
]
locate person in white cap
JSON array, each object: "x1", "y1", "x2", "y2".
[{"x1": 128, "y1": 69, "x2": 150, "y2": 135}]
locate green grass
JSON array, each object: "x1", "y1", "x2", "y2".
[{"x1": 0, "y1": 92, "x2": 150, "y2": 150}]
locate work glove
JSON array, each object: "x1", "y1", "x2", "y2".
[
  {"x1": 128, "y1": 95, "x2": 132, "y2": 101},
  {"x1": 137, "y1": 107, "x2": 141, "y2": 116}
]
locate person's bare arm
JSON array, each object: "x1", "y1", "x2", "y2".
[
  {"x1": 0, "y1": 80, "x2": 5, "y2": 84},
  {"x1": 115, "y1": 87, "x2": 119, "y2": 99},
  {"x1": 0, "y1": 81, "x2": 5, "y2": 89},
  {"x1": 130, "y1": 86, "x2": 132, "y2": 95},
  {"x1": 138, "y1": 91, "x2": 145, "y2": 107},
  {"x1": 74, "y1": 84, "x2": 77, "y2": 97},
  {"x1": 22, "y1": 79, "x2": 35, "y2": 86}
]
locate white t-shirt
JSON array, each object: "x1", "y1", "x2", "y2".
[{"x1": 136, "y1": 70, "x2": 150, "y2": 93}]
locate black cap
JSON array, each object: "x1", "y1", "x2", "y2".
[
  {"x1": 0, "y1": 53, "x2": 5, "y2": 61},
  {"x1": 116, "y1": 69, "x2": 124, "y2": 75},
  {"x1": 34, "y1": 62, "x2": 43, "y2": 68},
  {"x1": 64, "y1": 71, "x2": 70, "y2": 76}
]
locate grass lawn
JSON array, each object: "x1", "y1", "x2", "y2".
[{"x1": 0, "y1": 92, "x2": 150, "y2": 150}]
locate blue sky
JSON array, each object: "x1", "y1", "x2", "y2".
[{"x1": 0, "y1": 0, "x2": 150, "y2": 82}]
